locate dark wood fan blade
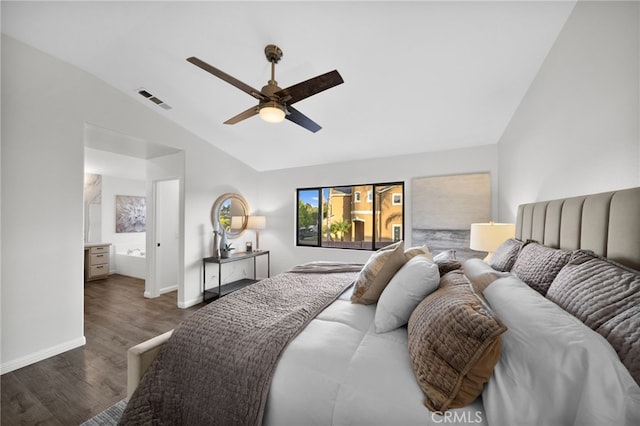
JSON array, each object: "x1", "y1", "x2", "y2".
[
  {"x1": 275, "y1": 70, "x2": 343, "y2": 105},
  {"x1": 285, "y1": 105, "x2": 322, "y2": 133},
  {"x1": 224, "y1": 105, "x2": 259, "y2": 125},
  {"x1": 187, "y1": 57, "x2": 267, "y2": 101}
]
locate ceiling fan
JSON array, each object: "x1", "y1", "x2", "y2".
[{"x1": 187, "y1": 44, "x2": 343, "y2": 133}]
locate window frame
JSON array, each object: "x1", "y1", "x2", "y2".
[{"x1": 296, "y1": 181, "x2": 404, "y2": 251}]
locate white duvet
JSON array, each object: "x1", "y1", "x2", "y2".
[
  {"x1": 263, "y1": 272, "x2": 640, "y2": 426},
  {"x1": 263, "y1": 286, "x2": 487, "y2": 426},
  {"x1": 483, "y1": 275, "x2": 640, "y2": 426}
]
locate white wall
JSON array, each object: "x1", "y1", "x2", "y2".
[
  {"x1": 498, "y1": 1, "x2": 640, "y2": 221},
  {"x1": 1, "y1": 35, "x2": 259, "y2": 373},
  {"x1": 257, "y1": 144, "x2": 499, "y2": 276},
  {"x1": 2, "y1": 35, "x2": 86, "y2": 372}
]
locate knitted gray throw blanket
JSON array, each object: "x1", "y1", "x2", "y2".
[{"x1": 119, "y1": 267, "x2": 359, "y2": 426}]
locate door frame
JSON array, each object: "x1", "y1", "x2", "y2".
[{"x1": 146, "y1": 177, "x2": 184, "y2": 305}]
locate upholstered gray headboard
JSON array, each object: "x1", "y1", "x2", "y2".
[{"x1": 515, "y1": 187, "x2": 640, "y2": 271}]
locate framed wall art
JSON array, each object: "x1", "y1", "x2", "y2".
[
  {"x1": 411, "y1": 173, "x2": 490, "y2": 260},
  {"x1": 115, "y1": 195, "x2": 146, "y2": 233}
]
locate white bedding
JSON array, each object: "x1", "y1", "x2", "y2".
[
  {"x1": 263, "y1": 286, "x2": 487, "y2": 426},
  {"x1": 483, "y1": 275, "x2": 640, "y2": 426}
]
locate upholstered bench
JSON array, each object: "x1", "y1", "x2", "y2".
[{"x1": 127, "y1": 330, "x2": 173, "y2": 399}]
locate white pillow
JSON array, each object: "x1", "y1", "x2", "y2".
[
  {"x1": 483, "y1": 275, "x2": 640, "y2": 426},
  {"x1": 462, "y1": 258, "x2": 511, "y2": 294},
  {"x1": 374, "y1": 255, "x2": 439, "y2": 333}
]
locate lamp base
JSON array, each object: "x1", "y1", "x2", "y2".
[{"x1": 483, "y1": 252, "x2": 494, "y2": 262}]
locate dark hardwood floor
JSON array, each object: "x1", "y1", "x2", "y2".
[{"x1": 1, "y1": 274, "x2": 205, "y2": 425}]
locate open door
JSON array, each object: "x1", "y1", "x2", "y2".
[{"x1": 150, "y1": 179, "x2": 180, "y2": 296}]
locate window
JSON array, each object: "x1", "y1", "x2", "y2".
[
  {"x1": 392, "y1": 224, "x2": 402, "y2": 242},
  {"x1": 296, "y1": 182, "x2": 404, "y2": 250}
]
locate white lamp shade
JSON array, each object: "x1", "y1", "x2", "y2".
[
  {"x1": 230, "y1": 216, "x2": 244, "y2": 230},
  {"x1": 247, "y1": 215, "x2": 266, "y2": 229},
  {"x1": 469, "y1": 222, "x2": 515, "y2": 253}
]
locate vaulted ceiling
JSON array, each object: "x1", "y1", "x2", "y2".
[{"x1": 2, "y1": 1, "x2": 576, "y2": 171}]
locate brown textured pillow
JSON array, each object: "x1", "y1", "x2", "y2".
[
  {"x1": 488, "y1": 238, "x2": 524, "y2": 272},
  {"x1": 351, "y1": 240, "x2": 405, "y2": 304},
  {"x1": 407, "y1": 270, "x2": 507, "y2": 412},
  {"x1": 511, "y1": 242, "x2": 571, "y2": 295},
  {"x1": 546, "y1": 250, "x2": 640, "y2": 384}
]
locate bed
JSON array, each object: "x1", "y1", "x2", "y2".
[{"x1": 120, "y1": 187, "x2": 640, "y2": 426}]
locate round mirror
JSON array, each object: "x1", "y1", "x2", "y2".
[{"x1": 211, "y1": 193, "x2": 249, "y2": 238}]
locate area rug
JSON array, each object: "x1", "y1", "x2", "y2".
[{"x1": 81, "y1": 399, "x2": 127, "y2": 425}]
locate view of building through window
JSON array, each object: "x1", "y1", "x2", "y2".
[{"x1": 297, "y1": 182, "x2": 404, "y2": 250}]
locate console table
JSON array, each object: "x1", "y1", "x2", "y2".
[{"x1": 202, "y1": 250, "x2": 270, "y2": 302}]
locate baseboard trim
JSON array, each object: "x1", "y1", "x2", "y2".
[
  {"x1": 179, "y1": 295, "x2": 203, "y2": 309},
  {"x1": 159, "y1": 285, "x2": 178, "y2": 295},
  {"x1": 1, "y1": 336, "x2": 86, "y2": 375}
]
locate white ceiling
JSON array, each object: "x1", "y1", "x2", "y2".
[{"x1": 2, "y1": 1, "x2": 576, "y2": 171}]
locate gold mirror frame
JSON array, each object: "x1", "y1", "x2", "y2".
[{"x1": 211, "y1": 193, "x2": 249, "y2": 238}]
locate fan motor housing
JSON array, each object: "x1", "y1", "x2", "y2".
[{"x1": 264, "y1": 44, "x2": 283, "y2": 63}]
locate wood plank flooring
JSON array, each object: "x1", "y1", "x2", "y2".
[{"x1": 1, "y1": 274, "x2": 204, "y2": 425}]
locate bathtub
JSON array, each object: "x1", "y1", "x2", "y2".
[{"x1": 115, "y1": 245, "x2": 146, "y2": 279}]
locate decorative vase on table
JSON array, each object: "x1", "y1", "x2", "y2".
[
  {"x1": 219, "y1": 230, "x2": 231, "y2": 258},
  {"x1": 212, "y1": 230, "x2": 220, "y2": 258}
]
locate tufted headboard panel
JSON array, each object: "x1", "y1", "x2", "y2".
[{"x1": 515, "y1": 187, "x2": 640, "y2": 271}]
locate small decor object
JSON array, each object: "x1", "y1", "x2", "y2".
[
  {"x1": 212, "y1": 230, "x2": 220, "y2": 258},
  {"x1": 220, "y1": 243, "x2": 234, "y2": 259},
  {"x1": 219, "y1": 229, "x2": 228, "y2": 252},
  {"x1": 246, "y1": 241, "x2": 253, "y2": 252}
]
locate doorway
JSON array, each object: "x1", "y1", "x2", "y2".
[
  {"x1": 84, "y1": 123, "x2": 184, "y2": 306},
  {"x1": 152, "y1": 179, "x2": 180, "y2": 295}
]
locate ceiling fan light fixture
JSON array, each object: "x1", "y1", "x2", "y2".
[{"x1": 259, "y1": 102, "x2": 286, "y2": 123}]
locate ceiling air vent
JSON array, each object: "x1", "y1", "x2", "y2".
[{"x1": 137, "y1": 88, "x2": 172, "y2": 110}]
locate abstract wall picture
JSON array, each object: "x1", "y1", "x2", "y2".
[
  {"x1": 412, "y1": 173, "x2": 490, "y2": 260},
  {"x1": 116, "y1": 195, "x2": 146, "y2": 233}
]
